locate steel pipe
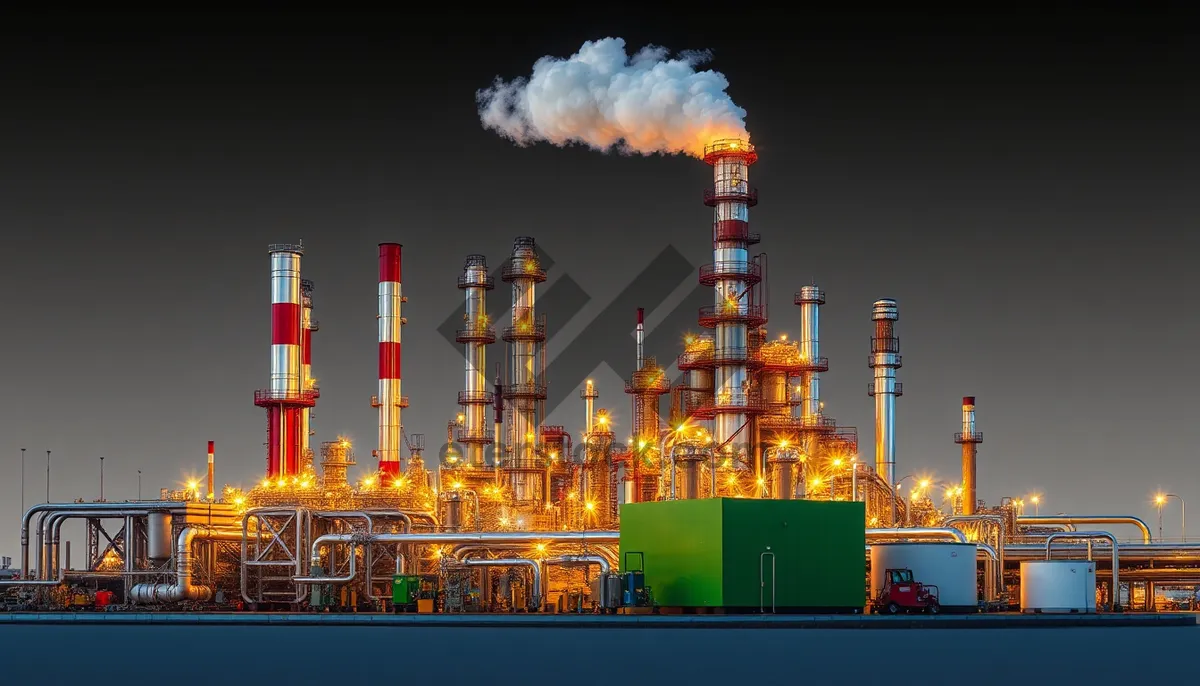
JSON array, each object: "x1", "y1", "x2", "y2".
[
  {"x1": 129, "y1": 527, "x2": 244, "y2": 603},
  {"x1": 1002, "y1": 542, "x2": 1200, "y2": 561},
  {"x1": 461, "y1": 557, "x2": 542, "y2": 610},
  {"x1": 1045, "y1": 531, "x2": 1119, "y2": 611},
  {"x1": 1018, "y1": 515, "x2": 1151, "y2": 544},
  {"x1": 544, "y1": 554, "x2": 611, "y2": 575},
  {"x1": 866, "y1": 527, "x2": 968, "y2": 544},
  {"x1": 942, "y1": 514, "x2": 1007, "y2": 594},
  {"x1": 14, "y1": 502, "x2": 174, "y2": 580}
]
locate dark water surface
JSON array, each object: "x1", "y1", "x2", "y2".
[{"x1": 2, "y1": 623, "x2": 1194, "y2": 684}]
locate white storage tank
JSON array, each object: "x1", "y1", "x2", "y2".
[
  {"x1": 870, "y1": 542, "x2": 978, "y2": 612},
  {"x1": 1020, "y1": 560, "x2": 1096, "y2": 613},
  {"x1": 147, "y1": 511, "x2": 173, "y2": 562}
]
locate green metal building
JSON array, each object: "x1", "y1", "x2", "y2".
[{"x1": 619, "y1": 498, "x2": 866, "y2": 612}]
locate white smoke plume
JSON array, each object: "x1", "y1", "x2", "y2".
[{"x1": 477, "y1": 37, "x2": 749, "y2": 158}]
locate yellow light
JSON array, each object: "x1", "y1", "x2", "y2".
[
  {"x1": 585, "y1": 501, "x2": 595, "y2": 511},
  {"x1": 811, "y1": 477, "x2": 822, "y2": 487},
  {"x1": 919, "y1": 479, "x2": 931, "y2": 489},
  {"x1": 549, "y1": 451, "x2": 558, "y2": 460},
  {"x1": 1031, "y1": 495, "x2": 1040, "y2": 504},
  {"x1": 756, "y1": 478, "x2": 765, "y2": 486},
  {"x1": 638, "y1": 440, "x2": 647, "y2": 450},
  {"x1": 233, "y1": 496, "x2": 245, "y2": 506},
  {"x1": 598, "y1": 416, "x2": 607, "y2": 425},
  {"x1": 1156, "y1": 494, "x2": 1166, "y2": 505},
  {"x1": 187, "y1": 480, "x2": 198, "y2": 491},
  {"x1": 779, "y1": 439, "x2": 789, "y2": 448},
  {"x1": 832, "y1": 459, "x2": 842, "y2": 468},
  {"x1": 363, "y1": 476, "x2": 375, "y2": 488},
  {"x1": 456, "y1": 413, "x2": 465, "y2": 423},
  {"x1": 535, "y1": 543, "x2": 547, "y2": 554},
  {"x1": 452, "y1": 481, "x2": 463, "y2": 490},
  {"x1": 780, "y1": 333, "x2": 787, "y2": 341},
  {"x1": 276, "y1": 479, "x2": 286, "y2": 488},
  {"x1": 260, "y1": 479, "x2": 270, "y2": 489}
]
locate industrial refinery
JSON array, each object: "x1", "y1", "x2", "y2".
[{"x1": 2, "y1": 138, "x2": 1192, "y2": 617}]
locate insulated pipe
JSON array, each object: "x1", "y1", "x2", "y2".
[
  {"x1": 460, "y1": 558, "x2": 542, "y2": 610},
  {"x1": 868, "y1": 299, "x2": 901, "y2": 490},
  {"x1": 1001, "y1": 542, "x2": 1200, "y2": 561},
  {"x1": 376, "y1": 243, "x2": 406, "y2": 480},
  {"x1": 865, "y1": 527, "x2": 968, "y2": 544},
  {"x1": 1017, "y1": 515, "x2": 1151, "y2": 544},
  {"x1": 942, "y1": 514, "x2": 1007, "y2": 590},
  {"x1": 544, "y1": 554, "x2": 611, "y2": 575},
  {"x1": 129, "y1": 527, "x2": 244, "y2": 602},
  {"x1": 1045, "y1": 531, "x2": 1120, "y2": 610},
  {"x1": 14, "y1": 503, "x2": 176, "y2": 581},
  {"x1": 306, "y1": 530, "x2": 620, "y2": 576}
]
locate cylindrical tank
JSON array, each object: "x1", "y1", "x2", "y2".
[
  {"x1": 870, "y1": 542, "x2": 978, "y2": 611},
  {"x1": 147, "y1": 512, "x2": 173, "y2": 562},
  {"x1": 444, "y1": 493, "x2": 463, "y2": 532},
  {"x1": 1020, "y1": 560, "x2": 1097, "y2": 613}
]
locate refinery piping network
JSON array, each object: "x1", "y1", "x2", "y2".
[{"x1": 1, "y1": 138, "x2": 1190, "y2": 617}]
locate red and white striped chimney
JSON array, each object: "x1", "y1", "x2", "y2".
[
  {"x1": 207, "y1": 441, "x2": 215, "y2": 502},
  {"x1": 375, "y1": 243, "x2": 408, "y2": 480},
  {"x1": 257, "y1": 243, "x2": 304, "y2": 479}
]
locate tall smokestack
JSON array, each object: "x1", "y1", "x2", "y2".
[
  {"x1": 500, "y1": 237, "x2": 547, "y2": 496},
  {"x1": 794, "y1": 285, "x2": 830, "y2": 455},
  {"x1": 254, "y1": 243, "x2": 316, "y2": 479},
  {"x1": 868, "y1": 299, "x2": 902, "y2": 490},
  {"x1": 374, "y1": 243, "x2": 408, "y2": 481},
  {"x1": 299, "y1": 279, "x2": 318, "y2": 473},
  {"x1": 457, "y1": 255, "x2": 496, "y2": 467},
  {"x1": 207, "y1": 441, "x2": 214, "y2": 502},
  {"x1": 698, "y1": 139, "x2": 764, "y2": 467},
  {"x1": 493, "y1": 371, "x2": 504, "y2": 482},
  {"x1": 955, "y1": 397, "x2": 983, "y2": 515},
  {"x1": 636, "y1": 308, "x2": 645, "y2": 371},
  {"x1": 581, "y1": 379, "x2": 597, "y2": 435}
]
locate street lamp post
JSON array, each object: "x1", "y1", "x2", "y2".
[
  {"x1": 1031, "y1": 495, "x2": 1041, "y2": 515},
  {"x1": 138, "y1": 470, "x2": 142, "y2": 500},
  {"x1": 1163, "y1": 494, "x2": 1186, "y2": 542},
  {"x1": 892, "y1": 475, "x2": 916, "y2": 527},
  {"x1": 99, "y1": 456, "x2": 105, "y2": 502},
  {"x1": 20, "y1": 448, "x2": 25, "y2": 516},
  {"x1": 45, "y1": 450, "x2": 51, "y2": 503}
]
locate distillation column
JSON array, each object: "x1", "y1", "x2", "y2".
[
  {"x1": 254, "y1": 243, "x2": 316, "y2": 479},
  {"x1": 299, "y1": 279, "x2": 319, "y2": 473},
  {"x1": 955, "y1": 397, "x2": 983, "y2": 515},
  {"x1": 501, "y1": 237, "x2": 547, "y2": 500},
  {"x1": 868, "y1": 299, "x2": 902, "y2": 489},
  {"x1": 456, "y1": 255, "x2": 496, "y2": 467},
  {"x1": 698, "y1": 139, "x2": 765, "y2": 467},
  {"x1": 794, "y1": 286, "x2": 832, "y2": 450},
  {"x1": 374, "y1": 243, "x2": 409, "y2": 482}
]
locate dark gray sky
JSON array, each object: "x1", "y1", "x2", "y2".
[{"x1": 1, "y1": 9, "x2": 1196, "y2": 556}]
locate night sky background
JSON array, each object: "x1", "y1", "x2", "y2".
[{"x1": 1, "y1": 8, "x2": 1196, "y2": 559}]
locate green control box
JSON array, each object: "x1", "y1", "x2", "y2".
[{"x1": 619, "y1": 498, "x2": 866, "y2": 611}]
